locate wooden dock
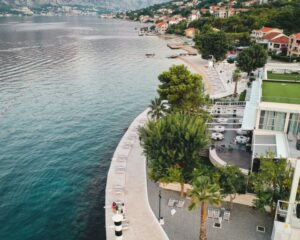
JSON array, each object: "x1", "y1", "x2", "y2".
[{"x1": 167, "y1": 43, "x2": 198, "y2": 55}]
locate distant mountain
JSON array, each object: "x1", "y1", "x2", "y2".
[{"x1": 0, "y1": 0, "x2": 169, "y2": 10}]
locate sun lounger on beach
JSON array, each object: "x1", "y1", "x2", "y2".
[
  {"x1": 177, "y1": 200, "x2": 185, "y2": 208},
  {"x1": 213, "y1": 209, "x2": 220, "y2": 219},
  {"x1": 223, "y1": 210, "x2": 230, "y2": 221},
  {"x1": 168, "y1": 199, "x2": 176, "y2": 207}
]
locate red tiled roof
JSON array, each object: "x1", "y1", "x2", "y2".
[
  {"x1": 270, "y1": 35, "x2": 289, "y2": 44},
  {"x1": 156, "y1": 22, "x2": 167, "y2": 28},
  {"x1": 263, "y1": 32, "x2": 281, "y2": 40},
  {"x1": 291, "y1": 33, "x2": 300, "y2": 39},
  {"x1": 256, "y1": 27, "x2": 274, "y2": 33}
]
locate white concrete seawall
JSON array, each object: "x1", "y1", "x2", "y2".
[{"x1": 105, "y1": 109, "x2": 169, "y2": 240}]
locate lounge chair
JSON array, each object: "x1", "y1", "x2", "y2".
[
  {"x1": 177, "y1": 200, "x2": 185, "y2": 208},
  {"x1": 208, "y1": 208, "x2": 213, "y2": 218},
  {"x1": 223, "y1": 210, "x2": 230, "y2": 221},
  {"x1": 168, "y1": 199, "x2": 176, "y2": 207},
  {"x1": 213, "y1": 209, "x2": 220, "y2": 219}
]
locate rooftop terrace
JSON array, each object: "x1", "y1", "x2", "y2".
[{"x1": 261, "y1": 81, "x2": 300, "y2": 104}]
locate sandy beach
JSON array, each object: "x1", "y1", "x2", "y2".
[{"x1": 178, "y1": 55, "x2": 213, "y2": 95}]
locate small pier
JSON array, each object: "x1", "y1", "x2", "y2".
[{"x1": 167, "y1": 43, "x2": 198, "y2": 55}]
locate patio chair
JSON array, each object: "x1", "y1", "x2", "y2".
[
  {"x1": 223, "y1": 210, "x2": 230, "y2": 221},
  {"x1": 208, "y1": 208, "x2": 213, "y2": 218},
  {"x1": 168, "y1": 199, "x2": 176, "y2": 207},
  {"x1": 213, "y1": 209, "x2": 220, "y2": 219},
  {"x1": 177, "y1": 200, "x2": 185, "y2": 208}
]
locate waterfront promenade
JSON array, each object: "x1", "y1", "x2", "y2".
[
  {"x1": 105, "y1": 109, "x2": 169, "y2": 240},
  {"x1": 179, "y1": 56, "x2": 248, "y2": 99}
]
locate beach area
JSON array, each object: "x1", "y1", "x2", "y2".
[{"x1": 158, "y1": 34, "x2": 248, "y2": 98}]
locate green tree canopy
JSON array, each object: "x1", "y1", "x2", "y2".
[
  {"x1": 148, "y1": 97, "x2": 167, "y2": 121},
  {"x1": 195, "y1": 31, "x2": 228, "y2": 61},
  {"x1": 237, "y1": 44, "x2": 268, "y2": 75},
  {"x1": 189, "y1": 175, "x2": 222, "y2": 240},
  {"x1": 139, "y1": 113, "x2": 210, "y2": 191},
  {"x1": 157, "y1": 65, "x2": 209, "y2": 114},
  {"x1": 219, "y1": 166, "x2": 247, "y2": 209},
  {"x1": 251, "y1": 152, "x2": 292, "y2": 215}
]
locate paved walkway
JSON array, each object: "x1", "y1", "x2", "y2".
[
  {"x1": 105, "y1": 110, "x2": 169, "y2": 240},
  {"x1": 148, "y1": 180, "x2": 273, "y2": 240},
  {"x1": 179, "y1": 56, "x2": 248, "y2": 99}
]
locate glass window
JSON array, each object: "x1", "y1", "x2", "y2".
[
  {"x1": 288, "y1": 113, "x2": 300, "y2": 135},
  {"x1": 259, "y1": 110, "x2": 286, "y2": 131}
]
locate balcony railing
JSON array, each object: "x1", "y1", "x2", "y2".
[{"x1": 275, "y1": 200, "x2": 300, "y2": 229}]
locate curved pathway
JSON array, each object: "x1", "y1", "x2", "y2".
[{"x1": 105, "y1": 109, "x2": 169, "y2": 240}]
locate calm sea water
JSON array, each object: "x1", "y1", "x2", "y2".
[{"x1": 0, "y1": 16, "x2": 179, "y2": 240}]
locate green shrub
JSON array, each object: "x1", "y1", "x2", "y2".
[
  {"x1": 271, "y1": 54, "x2": 300, "y2": 62},
  {"x1": 239, "y1": 90, "x2": 246, "y2": 101}
]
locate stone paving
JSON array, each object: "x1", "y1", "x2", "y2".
[
  {"x1": 105, "y1": 110, "x2": 168, "y2": 240},
  {"x1": 179, "y1": 56, "x2": 248, "y2": 99},
  {"x1": 148, "y1": 180, "x2": 273, "y2": 240},
  {"x1": 212, "y1": 129, "x2": 252, "y2": 170}
]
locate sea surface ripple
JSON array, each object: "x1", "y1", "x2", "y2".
[{"x1": 0, "y1": 16, "x2": 179, "y2": 240}]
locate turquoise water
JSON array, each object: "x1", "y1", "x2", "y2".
[{"x1": 0, "y1": 17, "x2": 179, "y2": 239}]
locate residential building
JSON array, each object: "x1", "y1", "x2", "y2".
[
  {"x1": 155, "y1": 22, "x2": 168, "y2": 34},
  {"x1": 251, "y1": 27, "x2": 283, "y2": 43},
  {"x1": 188, "y1": 10, "x2": 200, "y2": 21},
  {"x1": 288, "y1": 33, "x2": 300, "y2": 57},
  {"x1": 184, "y1": 28, "x2": 197, "y2": 38},
  {"x1": 242, "y1": 69, "x2": 300, "y2": 170},
  {"x1": 243, "y1": 0, "x2": 257, "y2": 7},
  {"x1": 257, "y1": 0, "x2": 268, "y2": 4},
  {"x1": 168, "y1": 18, "x2": 179, "y2": 25},
  {"x1": 261, "y1": 32, "x2": 289, "y2": 54},
  {"x1": 209, "y1": 67, "x2": 300, "y2": 176}
]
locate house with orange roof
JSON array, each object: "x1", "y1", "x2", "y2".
[
  {"x1": 288, "y1": 33, "x2": 300, "y2": 57},
  {"x1": 155, "y1": 22, "x2": 169, "y2": 34},
  {"x1": 268, "y1": 35, "x2": 289, "y2": 54},
  {"x1": 251, "y1": 26, "x2": 283, "y2": 43},
  {"x1": 184, "y1": 28, "x2": 198, "y2": 38}
]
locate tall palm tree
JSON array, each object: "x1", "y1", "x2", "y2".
[
  {"x1": 148, "y1": 97, "x2": 167, "y2": 121},
  {"x1": 188, "y1": 176, "x2": 222, "y2": 240},
  {"x1": 232, "y1": 69, "x2": 241, "y2": 98}
]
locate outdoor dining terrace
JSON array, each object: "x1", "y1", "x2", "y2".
[{"x1": 207, "y1": 114, "x2": 253, "y2": 173}]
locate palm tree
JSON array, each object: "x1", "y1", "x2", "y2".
[
  {"x1": 232, "y1": 69, "x2": 241, "y2": 98},
  {"x1": 188, "y1": 176, "x2": 222, "y2": 240},
  {"x1": 148, "y1": 97, "x2": 167, "y2": 121}
]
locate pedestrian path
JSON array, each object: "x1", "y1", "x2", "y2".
[
  {"x1": 105, "y1": 109, "x2": 169, "y2": 240},
  {"x1": 179, "y1": 56, "x2": 248, "y2": 99}
]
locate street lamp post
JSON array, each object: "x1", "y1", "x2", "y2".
[{"x1": 158, "y1": 189, "x2": 164, "y2": 225}]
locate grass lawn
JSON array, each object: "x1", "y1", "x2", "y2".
[
  {"x1": 262, "y1": 81, "x2": 300, "y2": 104},
  {"x1": 267, "y1": 71, "x2": 300, "y2": 81}
]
